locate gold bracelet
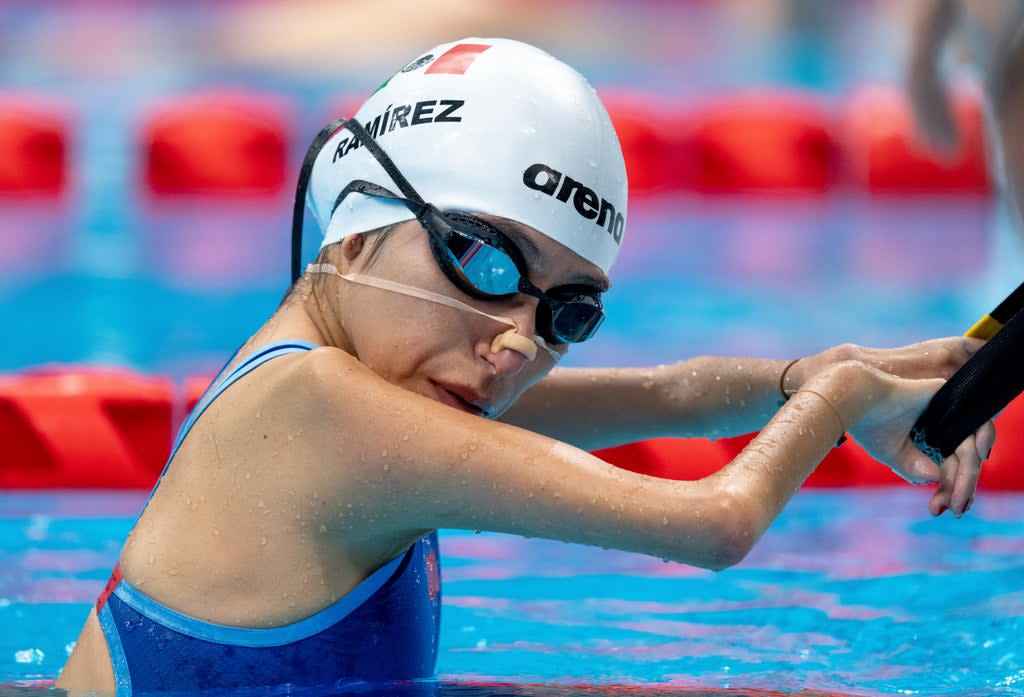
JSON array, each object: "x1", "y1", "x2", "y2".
[
  {"x1": 794, "y1": 388, "x2": 848, "y2": 447},
  {"x1": 778, "y1": 358, "x2": 800, "y2": 403}
]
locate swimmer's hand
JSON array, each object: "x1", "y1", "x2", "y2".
[
  {"x1": 846, "y1": 364, "x2": 994, "y2": 519},
  {"x1": 790, "y1": 338, "x2": 992, "y2": 517},
  {"x1": 786, "y1": 336, "x2": 984, "y2": 393}
]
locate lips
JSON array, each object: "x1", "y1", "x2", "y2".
[{"x1": 431, "y1": 381, "x2": 491, "y2": 417}]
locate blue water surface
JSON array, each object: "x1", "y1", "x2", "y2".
[{"x1": 2, "y1": 490, "x2": 1023, "y2": 696}]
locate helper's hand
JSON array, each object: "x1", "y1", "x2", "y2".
[{"x1": 908, "y1": 66, "x2": 961, "y2": 155}]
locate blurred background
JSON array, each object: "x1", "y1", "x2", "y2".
[{"x1": 0, "y1": 0, "x2": 1010, "y2": 381}]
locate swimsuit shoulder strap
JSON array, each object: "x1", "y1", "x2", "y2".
[
  {"x1": 139, "y1": 340, "x2": 318, "y2": 512},
  {"x1": 177, "y1": 340, "x2": 318, "y2": 456}
]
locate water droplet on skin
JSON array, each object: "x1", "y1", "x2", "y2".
[
  {"x1": 260, "y1": 536, "x2": 268, "y2": 546},
  {"x1": 383, "y1": 464, "x2": 390, "y2": 472},
  {"x1": 146, "y1": 554, "x2": 154, "y2": 565},
  {"x1": 319, "y1": 524, "x2": 328, "y2": 534},
  {"x1": 287, "y1": 433, "x2": 294, "y2": 441},
  {"x1": 469, "y1": 443, "x2": 478, "y2": 452},
  {"x1": 715, "y1": 375, "x2": 721, "y2": 381},
  {"x1": 381, "y1": 450, "x2": 388, "y2": 457},
  {"x1": 662, "y1": 516, "x2": 669, "y2": 526},
  {"x1": 460, "y1": 452, "x2": 469, "y2": 460},
  {"x1": 691, "y1": 370, "x2": 698, "y2": 377},
  {"x1": 211, "y1": 528, "x2": 220, "y2": 536},
  {"x1": 401, "y1": 434, "x2": 409, "y2": 441}
]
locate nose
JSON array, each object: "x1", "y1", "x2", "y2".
[{"x1": 485, "y1": 299, "x2": 539, "y2": 376}]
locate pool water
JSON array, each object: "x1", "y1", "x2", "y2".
[{"x1": 2, "y1": 489, "x2": 1023, "y2": 696}]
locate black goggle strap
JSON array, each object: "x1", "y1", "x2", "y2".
[
  {"x1": 342, "y1": 118, "x2": 427, "y2": 206},
  {"x1": 332, "y1": 179, "x2": 427, "y2": 219},
  {"x1": 291, "y1": 116, "x2": 432, "y2": 283},
  {"x1": 291, "y1": 116, "x2": 351, "y2": 283},
  {"x1": 330, "y1": 181, "x2": 524, "y2": 297}
]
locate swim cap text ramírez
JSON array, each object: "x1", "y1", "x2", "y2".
[{"x1": 307, "y1": 37, "x2": 628, "y2": 274}]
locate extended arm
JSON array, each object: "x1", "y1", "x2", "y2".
[
  {"x1": 500, "y1": 337, "x2": 981, "y2": 451},
  {"x1": 498, "y1": 356, "x2": 789, "y2": 451},
  {"x1": 298, "y1": 345, "x2": 982, "y2": 572}
]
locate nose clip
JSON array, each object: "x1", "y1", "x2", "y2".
[{"x1": 491, "y1": 328, "x2": 538, "y2": 361}]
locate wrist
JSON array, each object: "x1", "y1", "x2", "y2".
[
  {"x1": 800, "y1": 360, "x2": 875, "y2": 428},
  {"x1": 778, "y1": 357, "x2": 804, "y2": 403}
]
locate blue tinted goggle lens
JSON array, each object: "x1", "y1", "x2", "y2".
[
  {"x1": 437, "y1": 221, "x2": 604, "y2": 344},
  {"x1": 443, "y1": 232, "x2": 520, "y2": 296}
]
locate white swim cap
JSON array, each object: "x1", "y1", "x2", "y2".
[{"x1": 307, "y1": 37, "x2": 628, "y2": 274}]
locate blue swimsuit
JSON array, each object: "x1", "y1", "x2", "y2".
[{"x1": 95, "y1": 341, "x2": 441, "y2": 695}]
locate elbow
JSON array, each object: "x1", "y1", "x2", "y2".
[
  {"x1": 694, "y1": 490, "x2": 761, "y2": 572},
  {"x1": 704, "y1": 517, "x2": 757, "y2": 571}
]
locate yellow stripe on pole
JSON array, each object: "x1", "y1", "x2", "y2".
[{"x1": 965, "y1": 314, "x2": 1005, "y2": 340}]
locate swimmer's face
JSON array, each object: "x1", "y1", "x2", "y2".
[{"x1": 330, "y1": 214, "x2": 610, "y2": 417}]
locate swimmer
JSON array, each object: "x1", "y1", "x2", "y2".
[{"x1": 58, "y1": 38, "x2": 994, "y2": 694}]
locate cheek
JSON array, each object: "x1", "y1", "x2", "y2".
[{"x1": 347, "y1": 295, "x2": 473, "y2": 377}]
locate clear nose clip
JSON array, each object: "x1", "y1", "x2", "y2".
[{"x1": 307, "y1": 263, "x2": 561, "y2": 362}]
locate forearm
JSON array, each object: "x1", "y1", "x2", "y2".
[
  {"x1": 705, "y1": 364, "x2": 864, "y2": 546},
  {"x1": 499, "y1": 355, "x2": 792, "y2": 450}
]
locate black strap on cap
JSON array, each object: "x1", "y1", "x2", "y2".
[
  {"x1": 290, "y1": 117, "x2": 431, "y2": 283},
  {"x1": 911, "y1": 304, "x2": 1024, "y2": 464},
  {"x1": 291, "y1": 116, "x2": 350, "y2": 283}
]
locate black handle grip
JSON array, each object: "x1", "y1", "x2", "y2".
[{"x1": 911, "y1": 306, "x2": 1024, "y2": 464}]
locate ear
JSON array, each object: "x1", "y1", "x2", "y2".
[{"x1": 341, "y1": 234, "x2": 365, "y2": 262}]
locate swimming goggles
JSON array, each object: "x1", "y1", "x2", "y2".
[{"x1": 291, "y1": 117, "x2": 605, "y2": 345}]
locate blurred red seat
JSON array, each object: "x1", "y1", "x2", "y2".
[
  {"x1": 599, "y1": 398, "x2": 1024, "y2": 489},
  {"x1": 840, "y1": 85, "x2": 991, "y2": 194},
  {"x1": 0, "y1": 369, "x2": 173, "y2": 489},
  {"x1": 0, "y1": 95, "x2": 73, "y2": 271},
  {"x1": 981, "y1": 393, "x2": 1024, "y2": 491},
  {"x1": 141, "y1": 91, "x2": 293, "y2": 197},
  {"x1": 595, "y1": 437, "x2": 730, "y2": 480},
  {"x1": 601, "y1": 91, "x2": 693, "y2": 196},
  {"x1": 0, "y1": 95, "x2": 69, "y2": 196},
  {"x1": 688, "y1": 91, "x2": 836, "y2": 195}
]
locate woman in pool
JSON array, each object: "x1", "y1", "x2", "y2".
[{"x1": 59, "y1": 38, "x2": 993, "y2": 695}]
